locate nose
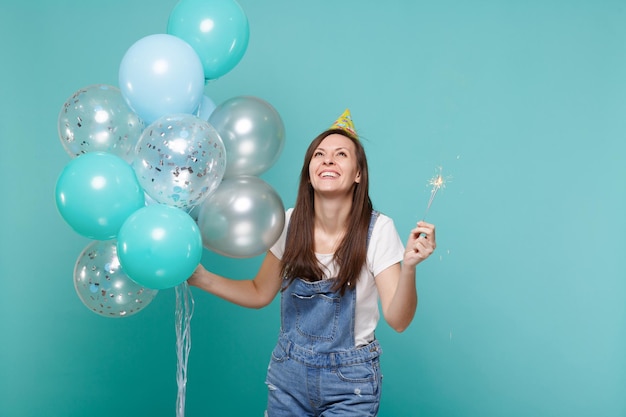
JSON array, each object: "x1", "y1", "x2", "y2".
[{"x1": 323, "y1": 154, "x2": 334, "y2": 165}]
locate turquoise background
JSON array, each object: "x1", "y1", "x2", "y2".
[{"x1": 1, "y1": 1, "x2": 625, "y2": 416}]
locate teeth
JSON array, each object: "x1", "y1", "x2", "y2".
[{"x1": 321, "y1": 172, "x2": 337, "y2": 178}]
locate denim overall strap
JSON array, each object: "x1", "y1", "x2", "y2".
[{"x1": 279, "y1": 210, "x2": 380, "y2": 354}]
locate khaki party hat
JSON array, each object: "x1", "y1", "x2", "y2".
[{"x1": 329, "y1": 109, "x2": 357, "y2": 137}]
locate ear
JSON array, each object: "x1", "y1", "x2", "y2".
[{"x1": 355, "y1": 171, "x2": 361, "y2": 183}]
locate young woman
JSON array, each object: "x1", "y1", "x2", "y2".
[{"x1": 188, "y1": 110, "x2": 437, "y2": 416}]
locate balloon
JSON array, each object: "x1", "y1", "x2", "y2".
[
  {"x1": 74, "y1": 240, "x2": 158, "y2": 318},
  {"x1": 197, "y1": 176, "x2": 285, "y2": 258},
  {"x1": 196, "y1": 95, "x2": 217, "y2": 121},
  {"x1": 119, "y1": 34, "x2": 204, "y2": 124},
  {"x1": 117, "y1": 205, "x2": 203, "y2": 290},
  {"x1": 133, "y1": 114, "x2": 226, "y2": 209},
  {"x1": 58, "y1": 84, "x2": 144, "y2": 162},
  {"x1": 167, "y1": 0, "x2": 249, "y2": 80},
  {"x1": 209, "y1": 96, "x2": 285, "y2": 178},
  {"x1": 55, "y1": 152, "x2": 145, "y2": 240}
]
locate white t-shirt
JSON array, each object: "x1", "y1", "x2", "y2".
[{"x1": 270, "y1": 208, "x2": 405, "y2": 347}]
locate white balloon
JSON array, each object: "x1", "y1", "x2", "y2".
[
  {"x1": 197, "y1": 176, "x2": 285, "y2": 258},
  {"x1": 209, "y1": 96, "x2": 285, "y2": 178}
]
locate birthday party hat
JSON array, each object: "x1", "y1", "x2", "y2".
[{"x1": 329, "y1": 109, "x2": 357, "y2": 137}]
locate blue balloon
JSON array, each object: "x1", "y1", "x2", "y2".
[
  {"x1": 55, "y1": 152, "x2": 145, "y2": 240},
  {"x1": 167, "y1": 0, "x2": 250, "y2": 80},
  {"x1": 196, "y1": 95, "x2": 217, "y2": 120},
  {"x1": 116, "y1": 205, "x2": 203, "y2": 290},
  {"x1": 119, "y1": 34, "x2": 204, "y2": 124}
]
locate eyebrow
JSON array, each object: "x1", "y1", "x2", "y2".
[{"x1": 315, "y1": 147, "x2": 351, "y2": 152}]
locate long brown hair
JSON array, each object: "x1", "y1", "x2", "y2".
[{"x1": 281, "y1": 128, "x2": 373, "y2": 294}]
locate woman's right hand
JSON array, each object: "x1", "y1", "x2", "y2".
[
  {"x1": 185, "y1": 252, "x2": 283, "y2": 309},
  {"x1": 187, "y1": 263, "x2": 208, "y2": 287}
]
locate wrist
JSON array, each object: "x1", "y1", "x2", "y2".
[
  {"x1": 401, "y1": 262, "x2": 417, "y2": 276},
  {"x1": 188, "y1": 264, "x2": 208, "y2": 288}
]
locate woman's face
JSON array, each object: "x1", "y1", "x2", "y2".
[{"x1": 308, "y1": 133, "x2": 361, "y2": 197}]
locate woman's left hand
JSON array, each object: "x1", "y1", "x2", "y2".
[{"x1": 404, "y1": 221, "x2": 436, "y2": 268}]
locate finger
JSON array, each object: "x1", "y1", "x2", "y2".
[
  {"x1": 408, "y1": 226, "x2": 422, "y2": 242},
  {"x1": 413, "y1": 239, "x2": 430, "y2": 254},
  {"x1": 416, "y1": 223, "x2": 435, "y2": 240},
  {"x1": 416, "y1": 236, "x2": 436, "y2": 253}
]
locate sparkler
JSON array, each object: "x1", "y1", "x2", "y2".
[{"x1": 422, "y1": 166, "x2": 448, "y2": 220}]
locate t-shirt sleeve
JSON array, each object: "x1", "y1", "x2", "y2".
[
  {"x1": 269, "y1": 208, "x2": 293, "y2": 260},
  {"x1": 367, "y1": 214, "x2": 405, "y2": 277}
]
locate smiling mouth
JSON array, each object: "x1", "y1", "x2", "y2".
[{"x1": 320, "y1": 172, "x2": 339, "y2": 178}]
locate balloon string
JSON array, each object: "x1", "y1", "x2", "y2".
[{"x1": 175, "y1": 282, "x2": 194, "y2": 417}]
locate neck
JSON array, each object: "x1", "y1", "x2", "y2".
[{"x1": 313, "y1": 195, "x2": 353, "y2": 234}]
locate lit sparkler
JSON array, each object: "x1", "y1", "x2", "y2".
[{"x1": 422, "y1": 166, "x2": 448, "y2": 220}]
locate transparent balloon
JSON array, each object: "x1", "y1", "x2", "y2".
[
  {"x1": 74, "y1": 240, "x2": 158, "y2": 318},
  {"x1": 209, "y1": 96, "x2": 285, "y2": 178},
  {"x1": 133, "y1": 114, "x2": 226, "y2": 210},
  {"x1": 197, "y1": 176, "x2": 285, "y2": 258},
  {"x1": 58, "y1": 84, "x2": 144, "y2": 162}
]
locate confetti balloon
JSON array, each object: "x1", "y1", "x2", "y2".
[
  {"x1": 196, "y1": 176, "x2": 285, "y2": 258},
  {"x1": 132, "y1": 114, "x2": 227, "y2": 209},
  {"x1": 57, "y1": 84, "x2": 144, "y2": 162},
  {"x1": 209, "y1": 96, "x2": 285, "y2": 178},
  {"x1": 117, "y1": 205, "x2": 203, "y2": 290},
  {"x1": 74, "y1": 240, "x2": 158, "y2": 318}
]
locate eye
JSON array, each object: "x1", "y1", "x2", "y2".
[
  {"x1": 337, "y1": 151, "x2": 348, "y2": 157},
  {"x1": 314, "y1": 150, "x2": 324, "y2": 157}
]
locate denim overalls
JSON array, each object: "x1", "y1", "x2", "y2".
[{"x1": 265, "y1": 212, "x2": 382, "y2": 416}]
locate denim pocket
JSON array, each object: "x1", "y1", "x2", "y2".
[
  {"x1": 336, "y1": 360, "x2": 379, "y2": 384},
  {"x1": 332, "y1": 359, "x2": 382, "y2": 406},
  {"x1": 292, "y1": 293, "x2": 340, "y2": 341},
  {"x1": 270, "y1": 343, "x2": 288, "y2": 363}
]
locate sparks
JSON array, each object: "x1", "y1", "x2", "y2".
[
  {"x1": 422, "y1": 166, "x2": 449, "y2": 220},
  {"x1": 428, "y1": 168, "x2": 445, "y2": 190}
]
